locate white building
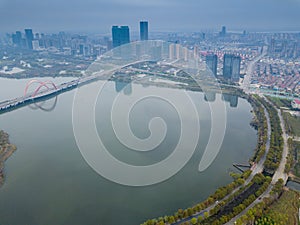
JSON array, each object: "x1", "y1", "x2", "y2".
[{"x1": 32, "y1": 40, "x2": 40, "y2": 50}]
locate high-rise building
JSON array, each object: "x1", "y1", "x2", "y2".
[
  {"x1": 269, "y1": 38, "x2": 275, "y2": 55},
  {"x1": 206, "y1": 54, "x2": 218, "y2": 76},
  {"x1": 223, "y1": 54, "x2": 241, "y2": 82},
  {"x1": 231, "y1": 56, "x2": 241, "y2": 82},
  {"x1": 220, "y1": 26, "x2": 226, "y2": 37},
  {"x1": 293, "y1": 42, "x2": 298, "y2": 58},
  {"x1": 12, "y1": 31, "x2": 22, "y2": 47},
  {"x1": 140, "y1": 21, "x2": 148, "y2": 41},
  {"x1": 25, "y1": 29, "x2": 34, "y2": 49},
  {"x1": 112, "y1": 26, "x2": 130, "y2": 48},
  {"x1": 223, "y1": 54, "x2": 233, "y2": 79},
  {"x1": 169, "y1": 43, "x2": 175, "y2": 60}
]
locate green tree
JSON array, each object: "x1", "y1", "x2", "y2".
[{"x1": 190, "y1": 217, "x2": 197, "y2": 225}]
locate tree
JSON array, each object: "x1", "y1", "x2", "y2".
[
  {"x1": 168, "y1": 216, "x2": 175, "y2": 224},
  {"x1": 190, "y1": 217, "x2": 197, "y2": 225},
  {"x1": 204, "y1": 211, "x2": 209, "y2": 219}
]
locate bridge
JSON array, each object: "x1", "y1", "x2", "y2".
[
  {"x1": 0, "y1": 78, "x2": 80, "y2": 114},
  {"x1": 0, "y1": 59, "x2": 148, "y2": 114}
]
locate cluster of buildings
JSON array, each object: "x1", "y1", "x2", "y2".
[
  {"x1": 268, "y1": 34, "x2": 299, "y2": 59},
  {"x1": 8, "y1": 21, "x2": 149, "y2": 57},
  {"x1": 206, "y1": 53, "x2": 241, "y2": 82},
  {"x1": 252, "y1": 57, "x2": 300, "y2": 94},
  {"x1": 11, "y1": 29, "x2": 35, "y2": 50},
  {"x1": 3, "y1": 23, "x2": 300, "y2": 96},
  {"x1": 111, "y1": 21, "x2": 148, "y2": 48},
  {"x1": 10, "y1": 29, "x2": 107, "y2": 57}
]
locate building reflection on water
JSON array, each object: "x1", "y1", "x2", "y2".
[
  {"x1": 204, "y1": 91, "x2": 238, "y2": 108},
  {"x1": 115, "y1": 79, "x2": 132, "y2": 95}
]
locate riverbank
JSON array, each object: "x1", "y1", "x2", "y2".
[{"x1": 0, "y1": 130, "x2": 17, "y2": 186}]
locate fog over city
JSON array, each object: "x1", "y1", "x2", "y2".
[{"x1": 1, "y1": 0, "x2": 300, "y2": 32}]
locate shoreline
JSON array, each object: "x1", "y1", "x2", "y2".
[{"x1": 0, "y1": 130, "x2": 17, "y2": 187}]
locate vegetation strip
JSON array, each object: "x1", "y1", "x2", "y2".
[{"x1": 0, "y1": 130, "x2": 17, "y2": 186}]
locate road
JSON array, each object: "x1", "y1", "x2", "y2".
[
  {"x1": 266, "y1": 98, "x2": 289, "y2": 185},
  {"x1": 172, "y1": 98, "x2": 272, "y2": 225},
  {"x1": 250, "y1": 102, "x2": 271, "y2": 178},
  {"x1": 242, "y1": 46, "x2": 268, "y2": 94},
  {"x1": 0, "y1": 60, "x2": 147, "y2": 113},
  {"x1": 226, "y1": 97, "x2": 289, "y2": 224}
]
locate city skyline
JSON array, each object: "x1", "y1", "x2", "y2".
[{"x1": 1, "y1": 0, "x2": 300, "y2": 33}]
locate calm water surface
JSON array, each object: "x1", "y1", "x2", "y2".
[{"x1": 0, "y1": 77, "x2": 257, "y2": 225}]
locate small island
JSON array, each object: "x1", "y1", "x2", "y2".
[{"x1": 0, "y1": 130, "x2": 17, "y2": 187}]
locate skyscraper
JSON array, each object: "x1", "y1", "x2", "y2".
[
  {"x1": 140, "y1": 21, "x2": 148, "y2": 41},
  {"x1": 223, "y1": 54, "x2": 233, "y2": 79},
  {"x1": 220, "y1": 26, "x2": 226, "y2": 37},
  {"x1": 223, "y1": 54, "x2": 241, "y2": 82},
  {"x1": 231, "y1": 56, "x2": 241, "y2": 82},
  {"x1": 12, "y1": 31, "x2": 22, "y2": 47},
  {"x1": 112, "y1": 26, "x2": 130, "y2": 48},
  {"x1": 269, "y1": 38, "x2": 275, "y2": 55},
  {"x1": 206, "y1": 54, "x2": 218, "y2": 76},
  {"x1": 25, "y1": 29, "x2": 34, "y2": 49}
]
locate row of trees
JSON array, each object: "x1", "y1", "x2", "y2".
[
  {"x1": 176, "y1": 174, "x2": 271, "y2": 225},
  {"x1": 285, "y1": 138, "x2": 294, "y2": 173},
  {"x1": 255, "y1": 97, "x2": 283, "y2": 174},
  {"x1": 141, "y1": 95, "x2": 280, "y2": 225},
  {"x1": 141, "y1": 171, "x2": 252, "y2": 225},
  {"x1": 234, "y1": 179, "x2": 285, "y2": 225},
  {"x1": 248, "y1": 96, "x2": 269, "y2": 163}
]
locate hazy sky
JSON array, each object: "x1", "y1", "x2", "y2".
[{"x1": 1, "y1": 0, "x2": 300, "y2": 33}]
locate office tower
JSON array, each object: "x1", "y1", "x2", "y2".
[
  {"x1": 231, "y1": 56, "x2": 241, "y2": 82},
  {"x1": 281, "y1": 40, "x2": 288, "y2": 58},
  {"x1": 112, "y1": 26, "x2": 130, "y2": 48},
  {"x1": 293, "y1": 42, "x2": 298, "y2": 58},
  {"x1": 223, "y1": 54, "x2": 233, "y2": 79},
  {"x1": 269, "y1": 38, "x2": 275, "y2": 55},
  {"x1": 220, "y1": 26, "x2": 226, "y2": 37},
  {"x1": 79, "y1": 44, "x2": 84, "y2": 55},
  {"x1": 25, "y1": 29, "x2": 34, "y2": 49},
  {"x1": 12, "y1": 31, "x2": 22, "y2": 47},
  {"x1": 206, "y1": 54, "x2": 218, "y2": 76},
  {"x1": 223, "y1": 54, "x2": 241, "y2": 82},
  {"x1": 140, "y1": 21, "x2": 148, "y2": 41}
]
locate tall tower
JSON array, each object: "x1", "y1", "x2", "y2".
[
  {"x1": 140, "y1": 21, "x2": 148, "y2": 41},
  {"x1": 223, "y1": 54, "x2": 233, "y2": 79},
  {"x1": 231, "y1": 56, "x2": 241, "y2": 82},
  {"x1": 112, "y1": 26, "x2": 130, "y2": 48},
  {"x1": 223, "y1": 54, "x2": 241, "y2": 82},
  {"x1": 25, "y1": 29, "x2": 34, "y2": 49},
  {"x1": 269, "y1": 38, "x2": 275, "y2": 55},
  {"x1": 206, "y1": 54, "x2": 218, "y2": 76},
  {"x1": 220, "y1": 26, "x2": 226, "y2": 37}
]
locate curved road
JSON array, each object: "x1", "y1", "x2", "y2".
[
  {"x1": 172, "y1": 97, "x2": 272, "y2": 225},
  {"x1": 242, "y1": 46, "x2": 268, "y2": 94},
  {"x1": 226, "y1": 97, "x2": 289, "y2": 224}
]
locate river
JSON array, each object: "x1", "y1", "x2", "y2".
[{"x1": 0, "y1": 77, "x2": 257, "y2": 225}]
